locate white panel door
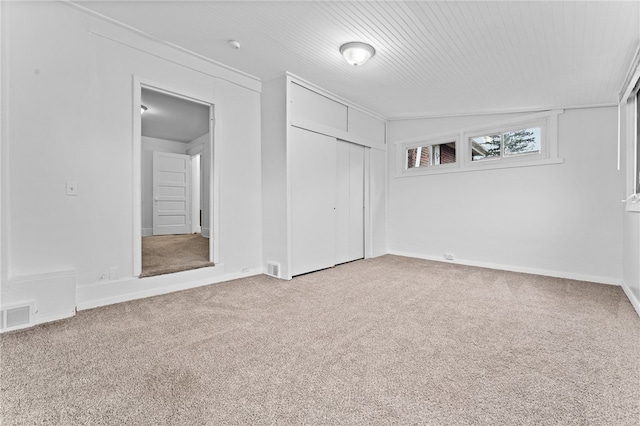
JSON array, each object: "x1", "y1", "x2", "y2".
[
  {"x1": 153, "y1": 151, "x2": 191, "y2": 236},
  {"x1": 335, "y1": 140, "x2": 365, "y2": 264},
  {"x1": 335, "y1": 141, "x2": 351, "y2": 264},
  {"x1": 348, "y1": 143, "x2": 365, "y2": 261},
  {"x1": 290, "y1": 127, "x2": 337, "y2": 276}
]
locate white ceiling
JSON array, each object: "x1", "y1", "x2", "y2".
[
  {"x1": 141, "y1": 88, "x2": 210, "y2": 143},
  {"x1": 77, "y1": 1, "x2": 639, "y2": 119}
]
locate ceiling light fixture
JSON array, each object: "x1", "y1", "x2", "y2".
[
  {"x1": 141, "y1": 105, "x2": 148, "y2": 114},
  {"x1": 340, "y1": 42, "x2": 375, "y2": 66}
]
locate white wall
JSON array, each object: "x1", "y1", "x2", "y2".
[
  {"x1": 141, "y1": 136, "x2": 189, "y2": 235},
  {"x1": 261, "y1": 77, "x2": 289, "y2": 277},
  {"x1": 0, "y1": 1, "x2": 262, "y2": 325},
  {"x1": 369, "y1": 148, "x2": 387, "y2": 257},
  {"x1": 387, "y1": 107, "x2": 624, "y2": 284}
]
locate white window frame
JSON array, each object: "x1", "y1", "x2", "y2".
[
  {"x1": 619, "y1": 46, "x2": 640, "y2": 212},
  {"x1": 636, "y1": 88, "x2": 640, "y2": 194},
  {"x1": 394, "y1": 110, "x2": 563, "y2": 178},
  {"x1": 396, "y1": 134, "x2": 460, "y2": 177},
  {"x1": 464, "y1": 118, "x2": 548, "y2": 167},
  {"x1": 622, "y1": 78, "x2": 640, "y2": 212}
]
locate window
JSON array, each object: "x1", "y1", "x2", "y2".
[
  {"x1": 395, "y1": 110, "x2": 562, "y2": 177},
  {"x1": 398, "y1": 137, "x2": 459, "y2": 175},
  {"x1": 469, "y1": 127, "x2": 541, "y2": 161},
  {"x1": 406, "y1": 142, "x2": 457, "y2": 169},
  {"x1": 620, "y1": 57, "x2": 640, "y2": 211},
  {"x1": 468, "y1": 124, "x2": 543, "y2": 164}
]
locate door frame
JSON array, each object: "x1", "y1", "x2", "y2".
[{"x1": 132, "y1": 76, "x2": 219, "y2": 277}]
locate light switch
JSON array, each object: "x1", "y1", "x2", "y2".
[{"x1": 66, "y1": 181, "x2": 78, "y2": 196}]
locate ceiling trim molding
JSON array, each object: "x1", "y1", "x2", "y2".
[
  {"x1": 64, "y1": 0, "x2": 262, "y2": 90},
  {"x1": 387, "y1": 102, "x2": 618, "y2": 122}
]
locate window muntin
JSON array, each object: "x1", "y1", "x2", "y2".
[
  {"x1": 470, "y1": 126, "x2": 542, "y2": 162},
  {"x1": 405, "y1": 141, "x2": 457, "y2": 170}
]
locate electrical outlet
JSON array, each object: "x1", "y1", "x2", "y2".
[
  {"x1": 444, "y1": 253, "x2": 455, "y2": 261},
  {"x1": 109, "y1": 267, "x2": 119, "y2": 280},
  {"x1": 241, "y1": 267, "x2": 249, "y2": 273}
]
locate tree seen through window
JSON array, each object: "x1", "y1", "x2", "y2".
[{"x1": 471, "y1": 127, "x2": 540, "y2": 161}]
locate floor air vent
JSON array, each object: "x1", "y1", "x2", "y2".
[
  {"x1": 1, "y1": 303, "x2": 33, "y2": 331},
  {"x1": 266, "y1": 262, "x2": 280, "y2": 278}
]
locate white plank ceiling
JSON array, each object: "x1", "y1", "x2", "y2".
[{"x1": 75, "y1": 1, "x2": 640, "y2": 119}]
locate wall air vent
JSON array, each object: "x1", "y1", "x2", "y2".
[
  {"x1": 1, "y1": 302, "x2": 35, "y2": 332},
  {"x1": 266, "y1": 262, "x2": 280, "y2": 278}
]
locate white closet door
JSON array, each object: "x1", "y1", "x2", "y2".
[
  {"x1": 290, "y1": 127, "x2": 337, "y2": 276},
  {"x1": 335, "y1": 141, "x2": 351, "y2": 264},
  {"x1": 348, "y1": 143, "x2": 365, "y2": 261},
  {"x1": 335, "y1": 140, "x2": 365, "y2": 265}
]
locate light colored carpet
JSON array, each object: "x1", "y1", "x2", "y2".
[
  {"x1": 141, "y1": 233, "x2": 213, "y2": 277},
  {"x1": 1, "y1": 255, "x2": 638, "y2": 425}
]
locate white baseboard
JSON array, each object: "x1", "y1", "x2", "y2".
[
  {"x1": 142, "y1": 228, "x2": 153, "y2": 237},
  {"x1": 76, "y1": 264, "x2": 262, "y2": 311},
  {"x1": 621, "y1": 281, "x2": 640, "y2": 317},
  {"x1": 388, "y1": 250, "x2": 622, "y2": 286}
]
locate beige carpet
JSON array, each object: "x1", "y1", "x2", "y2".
[
  {"x1": 141, "y1": 233, "x2": 213, "y2": 277},
  {"x1": 1, "y1": 255, "x2": 639, "y2": 425}
]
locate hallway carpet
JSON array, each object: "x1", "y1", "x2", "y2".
[
  {"x1": 141, "y1": 233, "x2": 213, "y2": 277},
  {"x1": 1, "y1": 255, "x2": 639, "y2": 425}
]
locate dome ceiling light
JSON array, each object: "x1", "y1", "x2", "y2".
[{"x1": 340, "y1": 42, "x2": 375, "y2": 66}]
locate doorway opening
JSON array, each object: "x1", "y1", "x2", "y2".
[{"x1": 137, "y1": 85, "x2": 214, "y2": 277}]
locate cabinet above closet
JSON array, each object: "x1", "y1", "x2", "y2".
[{"x1": 289, "y1": 79, "x2": 386, "y2": 149}]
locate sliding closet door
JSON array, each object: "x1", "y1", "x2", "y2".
[
  {"x1": 348, "y1": 143, "x2": 365, "y2": 261},
  {"x1": 335, "y1": 140, "x2": 365, "y2": 265},
  {"x1": 290, "y1": 127, "x2": 337, "y2": 276}
]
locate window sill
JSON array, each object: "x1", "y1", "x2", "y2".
[
  {"x1": 625, "y1": 195, "x2": 640, "y2": 212},
  {"x1": 395, "y1": 157, "x2": 564, "y2": 178}
]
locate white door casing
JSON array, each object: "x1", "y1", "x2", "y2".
[
  {"x1": 133, "y1": 78, "x2": 218, "y2": 276},
  {"x1": 153, "y1": 151, "x2": 191, "y2": 236}
]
